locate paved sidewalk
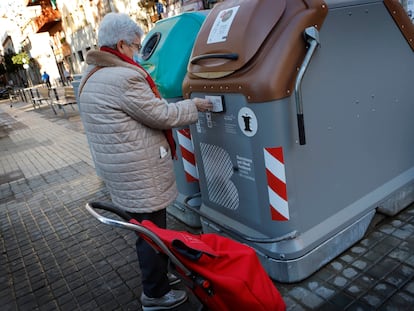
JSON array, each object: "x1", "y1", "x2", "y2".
[{"x1": 0, "y1": 99, "x2": 413, "y2": 311}]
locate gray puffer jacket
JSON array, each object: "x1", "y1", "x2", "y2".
[{"x1": 79, "y1": 50, "x2": 199, "y2": 213}]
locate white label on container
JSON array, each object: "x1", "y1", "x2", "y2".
[
  {"x1": 205, "y1": 95, "x2": 224, "y2": 112},
  {"x1": 236, "y1": 155, "x2": 255, "y2": 181},
  {"x1": 207, "y1": 6, "x2": 240, "y2": 44}
]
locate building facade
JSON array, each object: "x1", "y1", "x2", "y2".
[
  {"x1": 58, "y1": 0, "x2": 220, "y2": 75},
  {"x1": 12, "y1": 0, "x2": 222, "y2": 85}
]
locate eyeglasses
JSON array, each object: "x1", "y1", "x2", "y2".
[{"x1": 129, "y1": 42, "x2": 142, "y2": 51}]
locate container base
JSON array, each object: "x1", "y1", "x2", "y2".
[
  {"x1": 201, "y1": 209, "x2": 375, "y2": 283},
  {"x1": 167, "y1": 194, "x2": 201, "y2": 228}
]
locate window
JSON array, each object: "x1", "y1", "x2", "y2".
[{"x1": 77, "y1": 50, "x2": 84, "y2": 62}]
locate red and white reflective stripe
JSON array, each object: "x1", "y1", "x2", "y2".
[
  {"x1": 264, "y1": 147, "x2": 289, "y2": 221},
  {"x1": 177, "y1": 128, "x2": 199, "y2": 182}
]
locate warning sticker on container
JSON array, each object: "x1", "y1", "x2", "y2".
[
  {"x1": 207, "y1": 6, "x2": 240, "y2": 44},
  {"x1": 264, "y1": 147, "x2": 289, "y2": 221}
]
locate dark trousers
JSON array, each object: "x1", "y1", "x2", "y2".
[{"x1": 129, "y1": 209, "x2": 170, "y2": 298}]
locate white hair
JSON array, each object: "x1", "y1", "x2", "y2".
[{"x1": 98, "y1": 13, "x2": 144, "y2": 48}]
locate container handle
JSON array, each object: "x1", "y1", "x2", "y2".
[
  {"x1": 294, "y1": 26, "x2": 320, "y2": 145},
  {"x1": 190, "y1": 53, "x2": 239, "y2": 64}
]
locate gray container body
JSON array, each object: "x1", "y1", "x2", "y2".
[{"x1": 187, "y1": 0, "x2": 414, "y2": 282}]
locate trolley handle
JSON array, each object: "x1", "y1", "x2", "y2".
[
  {"x1": 86, "y1": 202, "x2": 192, "y2": 276},
  {"x1": 87, "y1": 201, "x2": 132, "y2": 221},
  {"x1": 183, "y1": 194, "x2": 297, "y2": 244},
  {"x1": 190, "y1": 53, "x2": 239, "y2": 64}
]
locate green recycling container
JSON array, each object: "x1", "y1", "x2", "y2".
[{"x1": 140, "y1": 12, "x2": 207, "y2": 99}]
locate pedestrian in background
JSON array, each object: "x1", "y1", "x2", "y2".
[
  {"x1": 63, "y1": 68, "x2": 72, "y2": 85},
  {"x1": 78, "y1": 12, "x2": 212, "y2": 311},
  {"x1": 41, "y1": 71, "x2": 51, "y2": 88}
]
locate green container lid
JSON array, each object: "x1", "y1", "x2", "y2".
[{"x1": 140, "y1": 12, "x2": 207, "y2": 99}]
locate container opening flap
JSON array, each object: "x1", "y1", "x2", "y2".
[
  {"x1": 141, "y1": 32, "x2": 162, "y2": 61},
  {"x1": 189, "y1": 0, "x2": 287, "y2": 78}
]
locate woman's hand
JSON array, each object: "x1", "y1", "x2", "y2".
[{"x1": 193, "y1": 98, "x2": 213, "y2": 112}]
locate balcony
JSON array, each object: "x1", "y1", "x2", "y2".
[
  {"x1": 26, "y1": 0, "x2": 61, "y2": 33},
  {"x1": 25, "y1": 0, "x2": 55, "y2": 7},
  {"x1": 138, "y1": 0, "x2": 156, "y2": 8},
  {"x1": 58, "y1": 43, "x2": 72, "y2": 58}
]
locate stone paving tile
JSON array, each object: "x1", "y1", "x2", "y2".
[{"x1": 1, "y1": 99, "x2": 414, "y2": 310}]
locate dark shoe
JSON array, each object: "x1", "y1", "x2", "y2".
[
  {"x1": 167, "y1": 272, "x2": 180, "y2": 285},
  {"x1": 141, "y1": 289, "x2": 188, "y2": 310}
]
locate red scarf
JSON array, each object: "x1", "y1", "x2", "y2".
[{"x1": 101, "y1": 46, "x2": 177, "y2": 159}]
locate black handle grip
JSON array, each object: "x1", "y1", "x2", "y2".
[
  {"x1": 297, "y1": 114, "x2": 306, "y2": 145},
  {"x1": 190, "y1": 53, "x2": 239, "y2": 64}
]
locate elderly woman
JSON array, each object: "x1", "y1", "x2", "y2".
[{"x1": 79, "y1": 12, "x2": 212, "y2": 310}]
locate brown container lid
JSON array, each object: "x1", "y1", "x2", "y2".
[
  {"x1": 188, "y1": 0, "x2": 287, "y2": 77},
  {"x1": 383, "y1": 0, "x2": 414, "y2": 52},
  {"x1": 184, "y1": 0, "x2": 328, "y2": 102}
]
